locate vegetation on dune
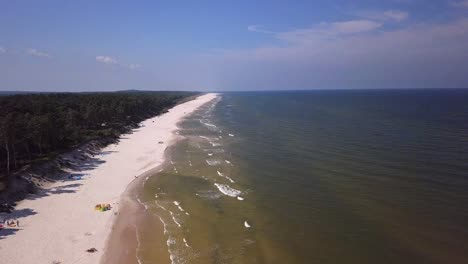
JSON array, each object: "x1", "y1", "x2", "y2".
[{"x1": 0, "y1": 91, "x2": 198, "y2": 190}]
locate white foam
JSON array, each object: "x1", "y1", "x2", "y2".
[
  {"x1": 225, "y1": 160, "x2": 232, "y2": 165},
  {"x1": 228, "y1": 134, "x2": 234, "y2": 137},
  {"x1": 237, "y1": 196, "x2": 244, "y2": 201},
  {"x1": 157, "y1": 215, "x2": 168, "y2": 235},
  {"x1": 214, "y1": 183, "x2": 242, "y2": 198},
  {"x1": 217, "y1": 170, "x2": 235, "y2": 183},
  {"x1": 244, "y1": 221, "x2": 251, "y2": 228},
  {"x1": 210, "y1": 142, "x2": 221, "y2": 147},
  {"x1": 173, "y1": 201, "x2": 189, "y2": 215},
  {"x1": 167, "y1": 237, "x2": 176, "y2": 246},
  {"x1": 169, "y1": 211, "x2": 182, "y2": 227},
  {"x1": 208, "y1": 153, "x2": 213, "y2": 156},
  {"x1": 183, "y1": 238, "x2": 190, "y2": 248},
  {"x1": 155, "y1": 201, "x2": 168, "y2": 212},
  {"x1": 188, "y1": 160, "x2": 192, "y2": 167},
  {"x1": 206, "y1": 159, "x2": 221, "y2": 166},
  {"x1": 135, "y1": 226, "x2": 143, "y2": 264},
  {"x1": 196, "y1": 190, "x2": 222, "y2": 200},
  {"x1": 200, "y1": 120, "x2": 218, "y2": 130}
]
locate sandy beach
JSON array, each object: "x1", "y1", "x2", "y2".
[{"x1": 0, "y1": 93, "x2": 217, "y2": 264}]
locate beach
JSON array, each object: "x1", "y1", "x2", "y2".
[{"x1": 0, "y1": 93, "x2": 217, "y2": 264}]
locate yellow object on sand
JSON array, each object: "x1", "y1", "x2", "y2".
[{"x1": 95, "y1": 204, "x2": 111, "y2": 212}]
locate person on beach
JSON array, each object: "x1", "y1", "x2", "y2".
[{"x1": 16, "y1": 219, "x2": 19, "y2": 227}]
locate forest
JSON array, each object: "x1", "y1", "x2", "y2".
[{"x1": 0, "y1": 91, "x2": 198, "y2": 186}]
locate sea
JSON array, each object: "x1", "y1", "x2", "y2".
[{"x1": 135, "y1": 89, "x2": 468, "y2": 264}]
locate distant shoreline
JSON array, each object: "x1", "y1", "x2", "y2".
[{"x1": 0, "y1": 93, "x2": 217, "y2": 264}]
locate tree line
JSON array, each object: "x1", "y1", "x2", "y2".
[{"x1": 0, "y1": 91, "x2": 198, "y2": 182}]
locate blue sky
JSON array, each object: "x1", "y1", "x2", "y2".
[{"x1": 1, "y1": 0, "x2": 468, "y2": 91}]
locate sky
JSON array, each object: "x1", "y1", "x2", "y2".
[{"x1": 1, "y1": 0, "x2": 468, "y2": 91}]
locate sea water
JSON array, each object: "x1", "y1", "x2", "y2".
[{"x1": 137, "y1": 90, "x2": 468, "y2": 264}]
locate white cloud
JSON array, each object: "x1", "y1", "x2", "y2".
[
  {"x1": 0, "y1": 46, "x2": 5, "y2": 53},
  {"x1": 96, "y1": 55, "x2": 118, "y2": 65},
  {"x1": 356, "y1": 9, "x2": 409, "y2": 23},
  {"x1": 211, "y1": 18, "x2": 468, "y2": 89},
  {"x1": 26, "y1": 48, "x2": 50, "y2": 57},
  {"x1": 452, "y1": 0, "x2": 468, "y2": 8},
  {"x1": 274, "y1": 20, "x2": 382, "y2": 44},
  {"x1": 331, "y1": 20, "x2": 382, "y2": 34},
  {"x1": 247, "y1": 25, "x2": 274, "y2": 34},
  {"x1": 383, "y1": 10, "x2": 409, "y2": 22},
  {"x1": 128, "y1": 63, "x2": 141, "y2": 69},
  {"x1": 96, "y1": 55, "x2": 141, "y2": 70}
]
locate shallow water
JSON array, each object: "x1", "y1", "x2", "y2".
[{"x1": 137, "y1": 90, "x2": 468, "y2": 264}]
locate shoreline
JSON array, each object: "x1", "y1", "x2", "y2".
[
  {"x1": 0, "y1": 93, "x2": 218, "y2": 264},
  {"x1": 100, "y1": 162, "x2": 168, "y2": 264}
]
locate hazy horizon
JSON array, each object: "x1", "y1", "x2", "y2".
[{"x1": 2, "y1": 1, "x2": 468, "y2": 92}]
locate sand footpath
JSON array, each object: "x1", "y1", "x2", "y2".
[{"x1": 0, "y1": 93, "x2": 217, "y2": 264}]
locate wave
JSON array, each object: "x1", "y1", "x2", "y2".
[
  {"x1": 199, "y1": 120, "x2": 218, "y2": 130},
  {"x1": 166, "y1": 237, "x2": 177, "y2": 264},
  {"x1": 214, "y1": 183, "x2": 242, "y2": 198},
  {"x1": 136, "y1": 198, "x2": 150, "y2": 210},
  {"x1": 155, "y1": 200, "x2": 168, "y2": 212},
  {"x1": 210, "y1": 142, "x2": 221, "y2": 147},
  {"x1": 174, "y1": 201, "x2": 189, "y2": 215},
  {"x1": 206, "y1": 159, "x2": 221, "y2": 166},
  {"x1": 169, "y1": 211, "x2": 182, "y2": 228},
  {"x1": 183, "y1": 238, "x2": 190, "y2": 248},
  {"x1": 237, "y1": 196, "x2": 244, "y2": 201},
  {"x1": 217, "y1": 170, "x2": 235, "y2": 183},
  {"x1": 196, "y1": 189, "x2": 222, "y2": 200},
  {"x1": 228, "y1": 134, "x2": 234, "y2": 137},
  {"x1": 244, "y1": 221, "x2": 251, "y2": 228},
  {"x1": 157, "y1": 215, "x2": 168, "y2": 235}
]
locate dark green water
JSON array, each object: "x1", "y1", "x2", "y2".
[{"x1": 138, "y1": 90, "x2": 468, "y2": 264}]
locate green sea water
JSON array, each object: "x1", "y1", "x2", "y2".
[{"x1": 137, "y1": 90, "x2": 468, "y2": 264}]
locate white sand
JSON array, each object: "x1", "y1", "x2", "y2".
[{"x1": 0, "y1": 93, "x2": 217, "y2": 264}]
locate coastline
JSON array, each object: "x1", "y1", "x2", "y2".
[{"x1": 0, "y1": 93, "x2": 218, "y2": 264}]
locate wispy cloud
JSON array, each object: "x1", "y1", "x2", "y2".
[
  {"x1": 356, "y1": 10, "x2": 409, "y2": 23},
  {"x1": 26, "y1": 48, "x2": 50, "y2": 58},
  {"x1": 96, "y1": 55, "x2": 118, "y2": 65},
  {"x1": 383, "y1": 10, "x2": 409, "y2": 22},
  {"x1": 128, "y1": 63, "x2": 141, "y2": 69},
  {"x1": 452, "y1": 0, "x2": 468, "y2": 8},
  {"x1": 207, "y1": 17, "x2": 468, "y2": 89},
  {"x1": 247, "y1": 25, "x2": 275, "y2": 34},
  {"x1": 96, "y1": 55, "x2": 140, "y2": 70},
  {"x1": 273, "y1": 20, "x2": 382, "y2": 44},
  {"x1": 0, "y1": 46, "x2": 6, "y2": 53},
  {"x1": 330, "y1": 20, "x2": 382, "y2": 33}
]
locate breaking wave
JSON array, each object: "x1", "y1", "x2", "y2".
[
  {"x1": 206, "y1": 159, "x2": 221, "y2": 166},
  {"x1": 214, "y1": 183, "x2": 242, "y2": 198},
  {"x1": 217, "y1": 170, "x2": 235, "y2": 183}
]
